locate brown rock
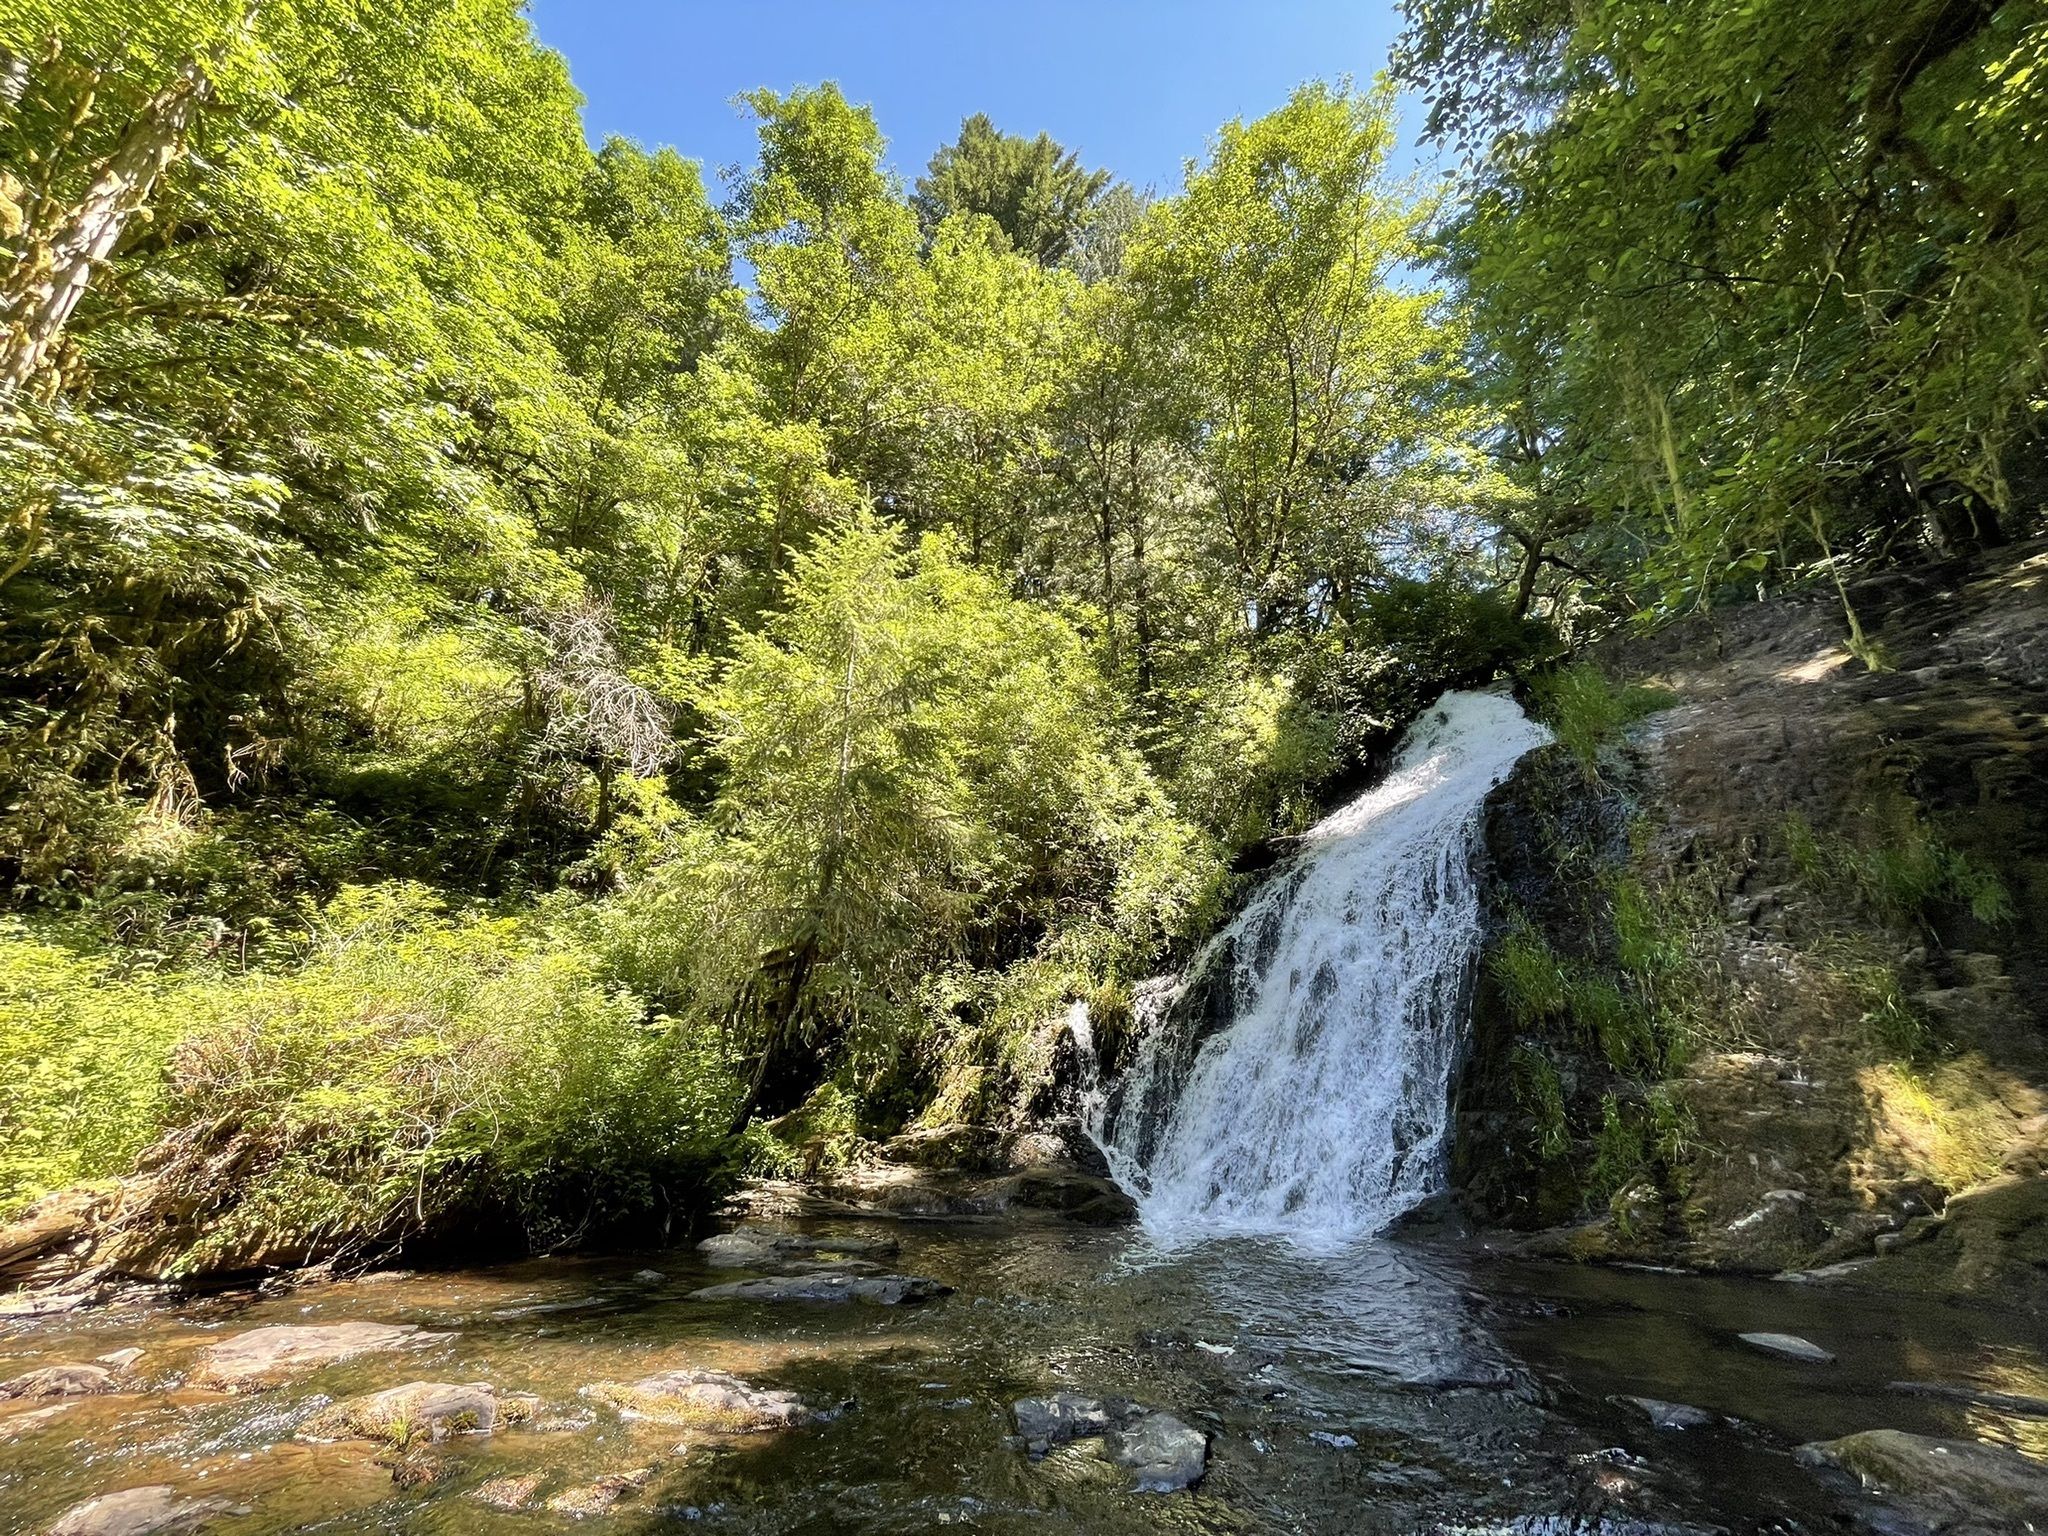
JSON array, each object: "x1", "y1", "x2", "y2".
[
  {"x1": 1797, "y1": 1428, "x2": 2048, "y2": 1534},
  {"x1": 46, "y1": 1486, "x2": 244, "y2": 1536},
  {"x1": 1, "y1": 1363, "x2": 118, "y2": 1399},
  {"x1": 585, "y1": 1369, "x2": 813, "y2": 1430},
  {"x1": 472, "y1": 1473, "x2": 545, "y2": 1510},
  {"x1": 546, "y1": 1468, "x2": 651, "y2": 1516},
  {"x1": 189, "y1": 1321, "x2": 451, "y2": 1391},
  {"x1": 297, "y1": 1381, "x2": 510, "y2": 1443}
]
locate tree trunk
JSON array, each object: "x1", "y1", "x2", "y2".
[{"x1": 0, "y1": 53, "x2": 213, "y2": 401}]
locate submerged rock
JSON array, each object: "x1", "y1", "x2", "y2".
[
  {"x1": 47, "y1": 1486, "x2": 245, "y2": 1536},
  {"x1": 585, "y1": 1368, "x2": 814, "y2": 1430},
  {"x1": 688, "y1": 1272, "x2": 949, "y2": 1305},
  {"x1": 1011, "y1": 1394, "x2": 1207, "y2": 1491},
  {"x1": 1013, "y1": 1392, "x2": 1117, "y2": 1453},
  {"x1": 189, "y1": 1321, "x2": 451, "y2": 1390},
  {"x1": 1797, "y1": 1428, "x2": 2048, "y2": 1533},
  {"x1": 695, "y1": 1227, "x2": 899, "y2": 1269},
  {"x1": 0, "y1": 1363, "x2": 118, "y2": 1399},
  {"x1": 471, "y1": 1474, "x2": 544, "y2": 1511},
  {"x1": 1616, "y1": 1395, "x2": 1719, "y2": 1430},
  {"x1": 546, "y1": 1467, "x2": 652, "y2": 1517},
  {"x1": 1107, "y1": 1410, "x2": 1208, "y2": 1491},
  {"x1": 296, "y1": 1380, "x2": 515, "y2": 1442},
  {"x1": 1737, "y1": 1331, "x2": 1836, "y2": 1364}
]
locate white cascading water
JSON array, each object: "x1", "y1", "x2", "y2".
[{"x1": 1089, "y1": 690, "x2": 1551, "y2": 1246}]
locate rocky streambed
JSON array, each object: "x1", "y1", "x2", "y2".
[{"x1": 3, "y1": 1195, "x2": 2047, "y2": 1535}]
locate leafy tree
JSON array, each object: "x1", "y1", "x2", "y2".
[
  {"x1": 914, "y1": 113, "x2": 1110, "y2": 265},
  {"x1": 1397, "y1": 0, "x2": 2048, "y2": 627}
]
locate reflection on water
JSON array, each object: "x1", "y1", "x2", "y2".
[{"x1": 1, "y1": 1216, "x2": 2043, "y2": 1534}]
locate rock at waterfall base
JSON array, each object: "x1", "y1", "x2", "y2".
[
  {"x1": 546, "y1": 1468, "x2": 652, "y2": 1516},
  {"x1": 695, "y1": 1227, "x2": 899, "y2": 1268},
  {"x1": 47, "y1": 1486, "x2": 247, "y2": 1536},
  {"x1": 1797, "y1": 1429, "x2": 2048, "y2": 1533}
]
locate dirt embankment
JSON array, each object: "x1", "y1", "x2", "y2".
[{"x1": 1457, "y1": 541, "x2": 2048, "y2": 1299}]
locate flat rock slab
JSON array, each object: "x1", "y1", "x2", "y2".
[
  {"x1": 586, "y1": 1368, "x2": 814, "y2": 1430},
  {"x1": 1012, "y1": 1394, "x2": 1207, "y2": 1492},
  {"x1": 1738, "y1": 1331, "x2": 1835, "y2": 1363},
  {"x1": 689, "y1": 1273, "x2": 949, "y2": 1306},
  {"x1": 696, "y1": 1229, "x2": 900, "y2": 1269},
  {"x1": 1, "y1": 1363, "x2": 118, "y2": 1399},
  {"x1": 190, "y1": 1321, "x2": 451, "y2": 1390},
  {"x1": 48, "y1": 1486, "x2": 246, "y2": 1536},
  {"x1": 1797, "y1": 1429, "x2": 2048, "y2": 1534},
  {"x1": 297, "y1": 1380, "x2": 517, "y2": 1442}
]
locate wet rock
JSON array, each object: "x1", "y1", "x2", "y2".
[
  {"x1": 46, "y1": 1486, "x2": 244, "y2": 1536},
  {"x1": 1002, "y1": 1170, "x2": 1139, "y2": 1226},
  {"x1": 0, "y1": 1290, "x2": 97, "y2": 1318},
  {"x1": 1106, "y1": 1410, "x2": 1207, "y2": 1492},
  {"x1": 1616, "y1": 1395, "x2": 1718, "y2": 1430},
  {"x1": 688, "y1": 1272, "x2": 949, "y2": 1305},
  {"x1": 379, "y1": 1451, "x2": 454, "y2": 1490},
  {"x1": 694, "y1": 1227, "x2": 899, "y2": 1269},
  {"x1": 297, "y1": 1380, "x2": 514, "y2": 1442},
  {"x1": 586, "y1": 1369, "x2": 814, "y2": 1430},
  {"x1": 1738, "y1": 1331, "x2": 1836, "y2": 1364},
  {"x1": 631, "y1": 1268, "x2": 667, "y2": 1283},
  {"x1": 189, "y1": 1321, "x2": 451, "y2": 1390},
  {"x1": 1014, "y1": 1392, "x2": 1118, "y2": 1453},
  {"x1": 1, "y1": 1363, "x2": 118, "y2": 1399},
  {"x1": 546, "y1": 1467, "x2": 651, "y2": 1517},
  {"x1": 1012, "y1": 1394, "x2": 1205, "y2": 1491},
  {"x1": 2, "y1": 1401, "x2": 78, "y2": 1438},
  {"x1": 880, "y1": 1123, "x2": 1007, "y2": 1172},
  {"x1": 1796, "y1": 1428, "x2": 2048, "y2": 1534},
  {"x1": 96, "y1": 1349, "x2": 145, "y2": 1371},
  {"x1": 471, "y1": 1474, "x2": 544, "y2": 1511}
]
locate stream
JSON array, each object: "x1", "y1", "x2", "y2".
[{"x1": 4, "y1": 1214, "x2": 2047, "y2": 1533}]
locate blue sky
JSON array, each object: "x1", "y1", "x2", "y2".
[{"x1": 526, "y1": 1, "x2": 1418, "y2": 199}]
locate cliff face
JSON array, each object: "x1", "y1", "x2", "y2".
[{"x1": 1455, "y1": 541, "x2": 2048, "y2": 1299}]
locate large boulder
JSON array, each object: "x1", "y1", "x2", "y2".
[
  {"x1": 585, "y1": 1368, "x2": 814, "y2": 1430},
  {"x1": 1797, "y1": 1428, "x2": 2048, "y2": 1534},
  {"x1": 189, "y1": 1321, "x2": 450, "y2": 1391}
]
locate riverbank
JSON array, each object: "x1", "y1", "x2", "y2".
[{"x1": 5, "y1": 1193, "x2": 2047, "y2": 1534}]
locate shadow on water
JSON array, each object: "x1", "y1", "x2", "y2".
[{"x1": 2, "y1": 1216, "x2": 2045, "y2": 1534}]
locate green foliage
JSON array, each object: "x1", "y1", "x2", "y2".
[
  {"x1": 0, "y1": 921, "x2": 185, "y2": 1211},
  {"x1": 1785, "y1": 800, "x2": 2015, "y2": 930},
  {"x1": 155, "y1": 883, "x2": 739, "y2": 1263},
  {"x1": 914, "y1": 113, "x2": 1112, "y2": 265},
  {"x1": 1510, "y1": 1043, "x2": 1569, "y2": 1163},
  {"x1": 1396, "y1": 0, "x2": 2048, "y2": 626},
  {"x1": 1528, "y1": 665, "x2": 1676, "y2": 778}
]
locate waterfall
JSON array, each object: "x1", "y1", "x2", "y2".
[{"x1": 1089, "y1": 690, "x2": 1551, "y2": 1246}]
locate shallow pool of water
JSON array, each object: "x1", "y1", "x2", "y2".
[{"x1": 3, "y1": 1214, "x2": 2043, "y2": 1534}]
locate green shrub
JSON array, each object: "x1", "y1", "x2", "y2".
[
  {"x1": 0, "y1": 921, "x2": 187, "y2": 1213},
  {"x1": 1510, "y1": 1043, "x2": 1569, "y2": 1163},
  {"x1": 1529, "y1": 664, "x2": 1677, "y2": 777},
  {"x1": 1491, "y1": 924, "x2": 1569, "y2": 1023},
  {"x1": 141, "y1": 883, "x2": 740, "y2": 1267},
  {"x1": 1785, "y1": 801, "x2": 2014, "y2": 930}
]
